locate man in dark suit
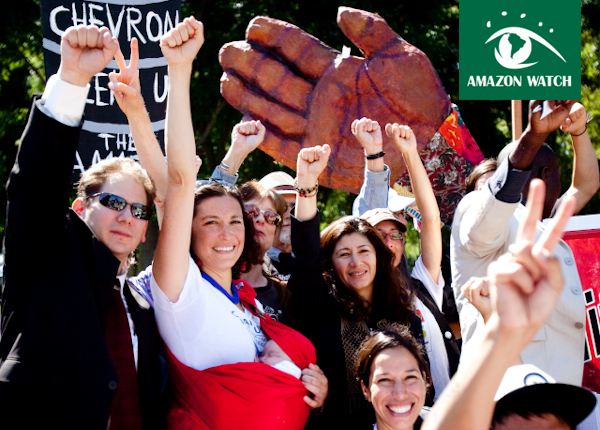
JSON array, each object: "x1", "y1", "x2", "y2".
[{"x1": 0, "y1": 25, "x2": 166, "y2": 429}]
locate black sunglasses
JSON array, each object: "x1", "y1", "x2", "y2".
[
  {"x1": 244, "y1": 204, "x2": 282, "y2": 226},
  {"x1": 88, "y1": 192, "x2": 151, "y2": 220}
]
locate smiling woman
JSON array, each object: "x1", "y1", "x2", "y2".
[
  {"x1": 356, "y1": 327, "x2": 430, "y2": 430},
  {"x1": 287, "y1": 145, "x2": 424, "y2": 429},
  {"x1": 147, "y1": 18, "x2": 328, "y2": 429}
]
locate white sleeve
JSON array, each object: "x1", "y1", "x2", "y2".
[
  {"x1": 39, "y1": 74, "x2": 89, "y2": 126},
  {"x1": 411, "y1": 255, "x2": 444, "y2": 311},
  {"x1": 150, "y1": 255, "x2": 207, "y2": 358}
]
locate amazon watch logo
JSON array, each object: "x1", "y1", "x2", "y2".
[{"x1": 459, "y1": 0, "x2": 580, "y2": 100}]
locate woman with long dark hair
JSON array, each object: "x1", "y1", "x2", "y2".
[{"x1": 288, "y1": 144, "x2": 425, "y2": 429}]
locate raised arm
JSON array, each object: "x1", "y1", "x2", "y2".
[
  {"x1": 424, "y1": 180, "x2": 575, "y2": 430},
  {"x1": 210, "y1": 119, "x2": 265, "y2": 185},
  {"x1": 5, "y1": 25, "x2": 118, "y2": 286},
  {"x1": 293, "y1": 144, "x2": 331, "y2": 222},
  {"x1": 554, "y1": 102, "x2": 599, "y2": 214},
  {"x1": 152, "y1": 17, "x2": 204, "y2": 301},
  {"x1": 509, "y1": 100, "x2": 574, "y2": 170},
  {"x1": 455, "y1": 100, "x2": 575, "y2": 254},
  {"x1": 351, "y1": 117, "x2": 389, "y2": 215},
  {"x1": 386, "y1": 123, "x2": 442, "y2": 282},
  {"x1": 108, "y1": 38, "x2": 168, "y2": 224}
]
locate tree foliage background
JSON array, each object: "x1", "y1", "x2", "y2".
[{"x1": 1, "y1": 0, "x2": 598, "y2": 255}]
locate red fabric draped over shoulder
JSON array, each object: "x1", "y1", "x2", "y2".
[{"x1": 165, "y1": 279, "x2": 316, "y2": 430}]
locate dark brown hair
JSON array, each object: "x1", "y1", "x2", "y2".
[
  {"x1": 356, "y1": 326, "x2": 431, "y2": 391},
  {"x1": 320, "y1": 216, "x2": 414, "y2": 322},
  {"x1": 193, "y1": 182, "x2": 262, "y2": 277}
]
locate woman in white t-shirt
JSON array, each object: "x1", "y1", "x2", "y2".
[{"x1": 150, "y1": 17, "x2": 327, "y2": 429}]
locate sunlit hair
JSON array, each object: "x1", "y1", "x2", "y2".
[
  {"x1": 77, "y1": 157, "x2": 155, "y2": 207},
  {"x1": 466, "y1": 158, "x2": 497, "y2": 193},
  {"x1": 355, "y1": 326, "x2": 431, "y2": 392},
  {"x1": 193, "y1": 182, "x2": 262, "y2": 277},
  {"x1": 239, "y1": 180, "x2": 287, "y2": 220},
  {"x1": 320, "y1": 216, "x2": 414, "y2": 322},
  {"x1": 239, "y1": 179, "x2": 289, "y2": 297}
]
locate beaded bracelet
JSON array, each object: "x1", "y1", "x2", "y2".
[{"x1": 294, "y1": 179, "x2": 319, "y2": 197}]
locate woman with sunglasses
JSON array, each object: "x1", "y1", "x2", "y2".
[
  {"x1": 287, "y1": 144, "x2": 426, "y2": 429},
  {"x1": 239, "y1": 180, "x2": 290, "y2": 321},
  {"x1": 148, "y1": 18, "x2": 327, "y2": 428},
  {"x1": 352, "y1": 119, "x2": 460, "y2": 403}
]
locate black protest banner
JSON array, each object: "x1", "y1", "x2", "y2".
[{"x1": 40, "y1": 0, "x2": 181, "y2": 178}]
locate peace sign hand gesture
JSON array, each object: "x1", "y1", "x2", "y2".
[
  {"x1": 487, "y1": 179, "x2": 575, "y2": 344},
  {"x1": 108, "y1": 38, "x2": 145, "y2": 118}
]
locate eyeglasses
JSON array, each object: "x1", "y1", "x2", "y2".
[
  {"x1": 379, "y1": 231, "x2": 405, "y2": 243},
  {"x1": 244, "y1": 204, "x2": 282, "y2": 226},
  {"x1": 88, "y1": 192, "x2": 151, "y2": 220}
]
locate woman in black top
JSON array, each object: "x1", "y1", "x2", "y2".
[{"x1": 288, "y1": 144, "x2": 425, "y2": 429}]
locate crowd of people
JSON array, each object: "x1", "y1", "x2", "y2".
[{"x1": 0, "y1": 18, "x2": 599, "y2": 430}]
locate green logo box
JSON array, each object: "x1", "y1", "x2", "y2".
[{"x1": 459, "y1": 0, "x2": 581, "y2": 100}]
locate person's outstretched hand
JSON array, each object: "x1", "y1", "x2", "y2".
[
  {"x1": 220, "y1": 7, "x2": 450, "y2": 193},
  {"x1": 487, "y1": 179, "x2": 575, "y2": 345},
  {"x1": 59, "y1": 25, "x2": 119, "y2": 87}
]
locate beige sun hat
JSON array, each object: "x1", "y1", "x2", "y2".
[{"x1": 259, "y1": 171, "x2": 296, "y2": 195}]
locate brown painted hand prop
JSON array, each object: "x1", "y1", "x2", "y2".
[{"x1": 220, "y1": 6, "x2": 451, "y2": 193}]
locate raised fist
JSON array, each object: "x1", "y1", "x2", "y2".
[
  {"x1": 296, "y1": 144, "x2": 332, "y2": 188},
  {"x1": 160, "y1": 17, "x2": 204, "y2": 67},
  {"x1": 220, "y1": 7, "x2": 450, "y2": 192},
  {"x1": 385, "y1": 123, "x2": 418, "y2": 155},
  {"x1": 351, "y1": 117, "x2": 382, "y2": 155},
  {"x1": 231, "y1": 120, "x2": 266, "y2": 154},
  {"x1": 59, "y1": 25, "x2": 119, "y2": 87}
]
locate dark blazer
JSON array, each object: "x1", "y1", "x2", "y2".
[
  {"x1": 287, "y1": 213, "x2": 425, "y2": 430},
  {"x1": 0, "y1": 101, "x2": 166, "y2": 429}
]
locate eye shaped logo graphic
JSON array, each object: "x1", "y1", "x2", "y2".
[{"x1": 485, "y1": 26, "x2": 566, "y2": 70}]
